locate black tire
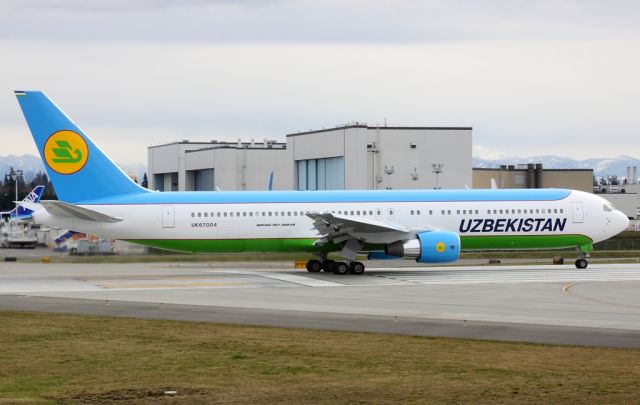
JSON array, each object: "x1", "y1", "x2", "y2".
[
  {"x1": 349, "y1": 262, "x2": 365, "y2": 274},
  {"x1": 321, "y1": 260, "x2": 335, "y2": 272},
  {"x1": 306, "y1": 259, "x2": 322, "y2": 272},
  {"x1": 575, "y1": 258, "x2": 588, "y2": 269},
  {"x1": 333, "y1": 262, "x2": 349, "y2": 275}
]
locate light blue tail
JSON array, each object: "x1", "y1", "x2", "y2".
[
  {"x1": 14, "y1": 91, "x2": 149, "y2": 203},
  {"x1": 2, "y1": 185, "x2": 45, "y2": 219}
]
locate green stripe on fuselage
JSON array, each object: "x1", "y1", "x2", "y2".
[{"x1": 126, "y1": 234, "x2": 592, "y2": 254}]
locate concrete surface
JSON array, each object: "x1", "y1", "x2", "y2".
[{"x1": 1, "y1": 261, "x2": 639, "y2": 347}]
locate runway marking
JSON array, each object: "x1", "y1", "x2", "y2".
[
  {"x1": 561, "y1": 282, "x2": 577, "y2": 295},
  {"x1": 368, "y1": 267, "x2": 640, "y2": 285},
  {"x1": 99, "y1": 282, "x2": 247, "y2": 289},
  {"x1": 561, "y1": 281, "x2": 640, "y2": 310},
  {"x1": 259, "y1": 273, "x2": 345, "y2": 287}
]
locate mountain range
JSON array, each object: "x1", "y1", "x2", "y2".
[{"x1": 2, "y1": 153, "x2": 639, "y2": 184}]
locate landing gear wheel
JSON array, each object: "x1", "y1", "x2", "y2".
[
  {"x1": 321, "y1": 259, "x2": 335, "y2": 272},
  {"x1": 575, "y1": 258, "x2": 588, "y2": 269},
  {"x1": 306, "y1": 259, "x2": 322, "y2": 272},
  {"x1": 349, "y1": 262, "x2": 365, "y2": 274},
  {"x1": 333, "y1": 262, "x2": 349, "y2": 275}
]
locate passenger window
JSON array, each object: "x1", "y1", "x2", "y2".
[
  {"x1": 442, "y1": 210, "x2": 445, "y2": 215},
  {"x1": 198, "y1": 212, "x2": 202, "y2": 217},
  {"x1": 191, "y1": 212, "x2": 195, "y2": 217},
  {"x1": 204, "y1": 212, "x2": 208, "y2": 217},
  {"x1": 243, "y1": 212, "x2": 246, "y2": 217},
  {"x1": 457, "y1": 210, "x2": 460, "y2": 215},
  {"x1": 411, "y1": 210, "x2": 414, "y2": 215},
  {"x1": 249, "y1": 212, "x2": 253, "y2": 217},
  {"x1": 417, "y1": 210, "x2": 421, "y2": 215},
  {"x1": 357, "y1": 211, "x2": 361, "y2": 215},
  {"x1": 560, "y1": 209, "x2": 563, "y2": 214},
  {"x1": 429, "y1": 210, "x2": 433, "y2": 215},
  {"x1": 447, "y1": 210, "x2": 451, "y2": 215},
  {"x1": 269, "y1": 212, "x2": 272, "y2": 216},
  {"x1": 369, "y1": 211, "x2": 373, "y2": 215},
  {"x1": 351, "y1": 211, "x2": 355, "y2": 215},
  {"x1": 224, "y1": 212, "x2": 228, "y2": 217}
]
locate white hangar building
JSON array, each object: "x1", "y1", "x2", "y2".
[
  {"x1": 147, "y1": 125, "x2": 473, "y2": 191},
  {"x1": 287, "y1": 125, "x2": 472, "y2": 191}
]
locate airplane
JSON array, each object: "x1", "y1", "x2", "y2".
[
  {"x1": 14, "y1": 90, "x2": 629, "y2": 273},
  {"x1": 0, "y1": 185, "x2": 45, "y2": 220}
]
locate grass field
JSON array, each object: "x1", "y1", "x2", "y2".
[{"x1": 1, "y1": 311, "x2": 639, "y2": 404}]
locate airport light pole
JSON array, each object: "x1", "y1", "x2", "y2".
[{"x1": 432, "y1": 163, "x2": 443, "y2": 190}]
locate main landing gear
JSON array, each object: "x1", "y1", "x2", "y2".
[{"x1": 305, "y1": 257, "x2": 366, "y2": 275}]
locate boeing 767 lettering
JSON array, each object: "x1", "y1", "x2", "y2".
[{"x1": 14, "y1": 91, "x2": 629, "y2": 273}]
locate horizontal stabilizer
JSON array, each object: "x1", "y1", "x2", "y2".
[{"x1": 40, "y1": 200, "x2": 122, "y2": 222}]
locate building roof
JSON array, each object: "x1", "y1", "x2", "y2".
[{"x1": 287, "y1": 124, "x2": 473, "y2": 137}]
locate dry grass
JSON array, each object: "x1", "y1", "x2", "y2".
[{"x1": 1, "y1": 311, "x2": 639, "y2": 404}]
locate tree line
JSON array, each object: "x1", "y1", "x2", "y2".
[
  {"x1": 0, "y1": 168, "x2": 57, "y2": 211},
  {"x1": 0, "y1": 168, "x2": 149, "y2": 211}
]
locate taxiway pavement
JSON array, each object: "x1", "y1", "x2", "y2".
[{"x1": 1, "y1": 261, "x2": 639, "y2": 347}]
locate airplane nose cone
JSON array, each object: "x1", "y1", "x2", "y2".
[{"x1": 615, "y1": 210, "x2": 630, "y2": 234}]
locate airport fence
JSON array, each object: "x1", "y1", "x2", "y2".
[{"x1": 594, "y1": 238, "x2": 640, "y2": 251}]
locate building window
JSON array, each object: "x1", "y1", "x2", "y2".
[
  {"x1": 193, "y1": 169, "x2": 215, "y2": 191},
  {"x1": 154, "y1": 174, "x2": 165, "y2": 192},
  {"x1": 296, "y1": 156, "x2": 345, "y2": 190}
]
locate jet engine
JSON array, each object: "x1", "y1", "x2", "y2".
[{"x1": 385, "y1": 231, "x2": 460, "y2": 263}]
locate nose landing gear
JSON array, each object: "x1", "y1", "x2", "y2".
[{"x1": 575, "y1": 258, "x2": 588, "y2": 269}]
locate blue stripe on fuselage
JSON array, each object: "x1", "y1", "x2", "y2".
[{"x1": 79, "y1": 188, "x2": 571, "y2": 205}]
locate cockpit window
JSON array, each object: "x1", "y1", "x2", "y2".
[{"x1": 603, "y1": 204, "x2": 613, "y2": 212}]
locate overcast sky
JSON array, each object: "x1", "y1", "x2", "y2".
[{"x1": 1, "y1": 0, "x2": 639, "y2": 164}]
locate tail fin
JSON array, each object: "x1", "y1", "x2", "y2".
[
  {"x1": 2, "y1": 185, "x2": 45, "y2": 219},
  {"x1": 14, "y1": 91, "x2": 149, "y2": 203}
]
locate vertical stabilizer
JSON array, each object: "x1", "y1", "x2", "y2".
[{"x1": 15, "y1": 91, "x2": 149, "y2": 203}]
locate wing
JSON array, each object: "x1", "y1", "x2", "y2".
[{"x1": 306, "y1": 211, "x2": 429, "y2": 260}]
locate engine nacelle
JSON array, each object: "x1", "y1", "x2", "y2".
[{"x1": 385, "y1": 231, "x2": 461, "y2": 263}]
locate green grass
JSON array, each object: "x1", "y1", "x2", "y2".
[{"x1": 1, "y1": 311, "x2": 639, "y2": 404}]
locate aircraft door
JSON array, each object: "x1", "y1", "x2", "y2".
[
  {"x1": 162, "y1": 205, "x2": 175, "y2": 228},
  {"x1": 571, "y1": 201, "x2": 584, "y2": 223}
]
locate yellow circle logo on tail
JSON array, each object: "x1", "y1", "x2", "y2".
[
  {"x1": 435, "y1": 242, "x2": 446, "y2": 253},
  {"x1": 43, "y1": 130, "x2": 89, "y2": 175}
]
